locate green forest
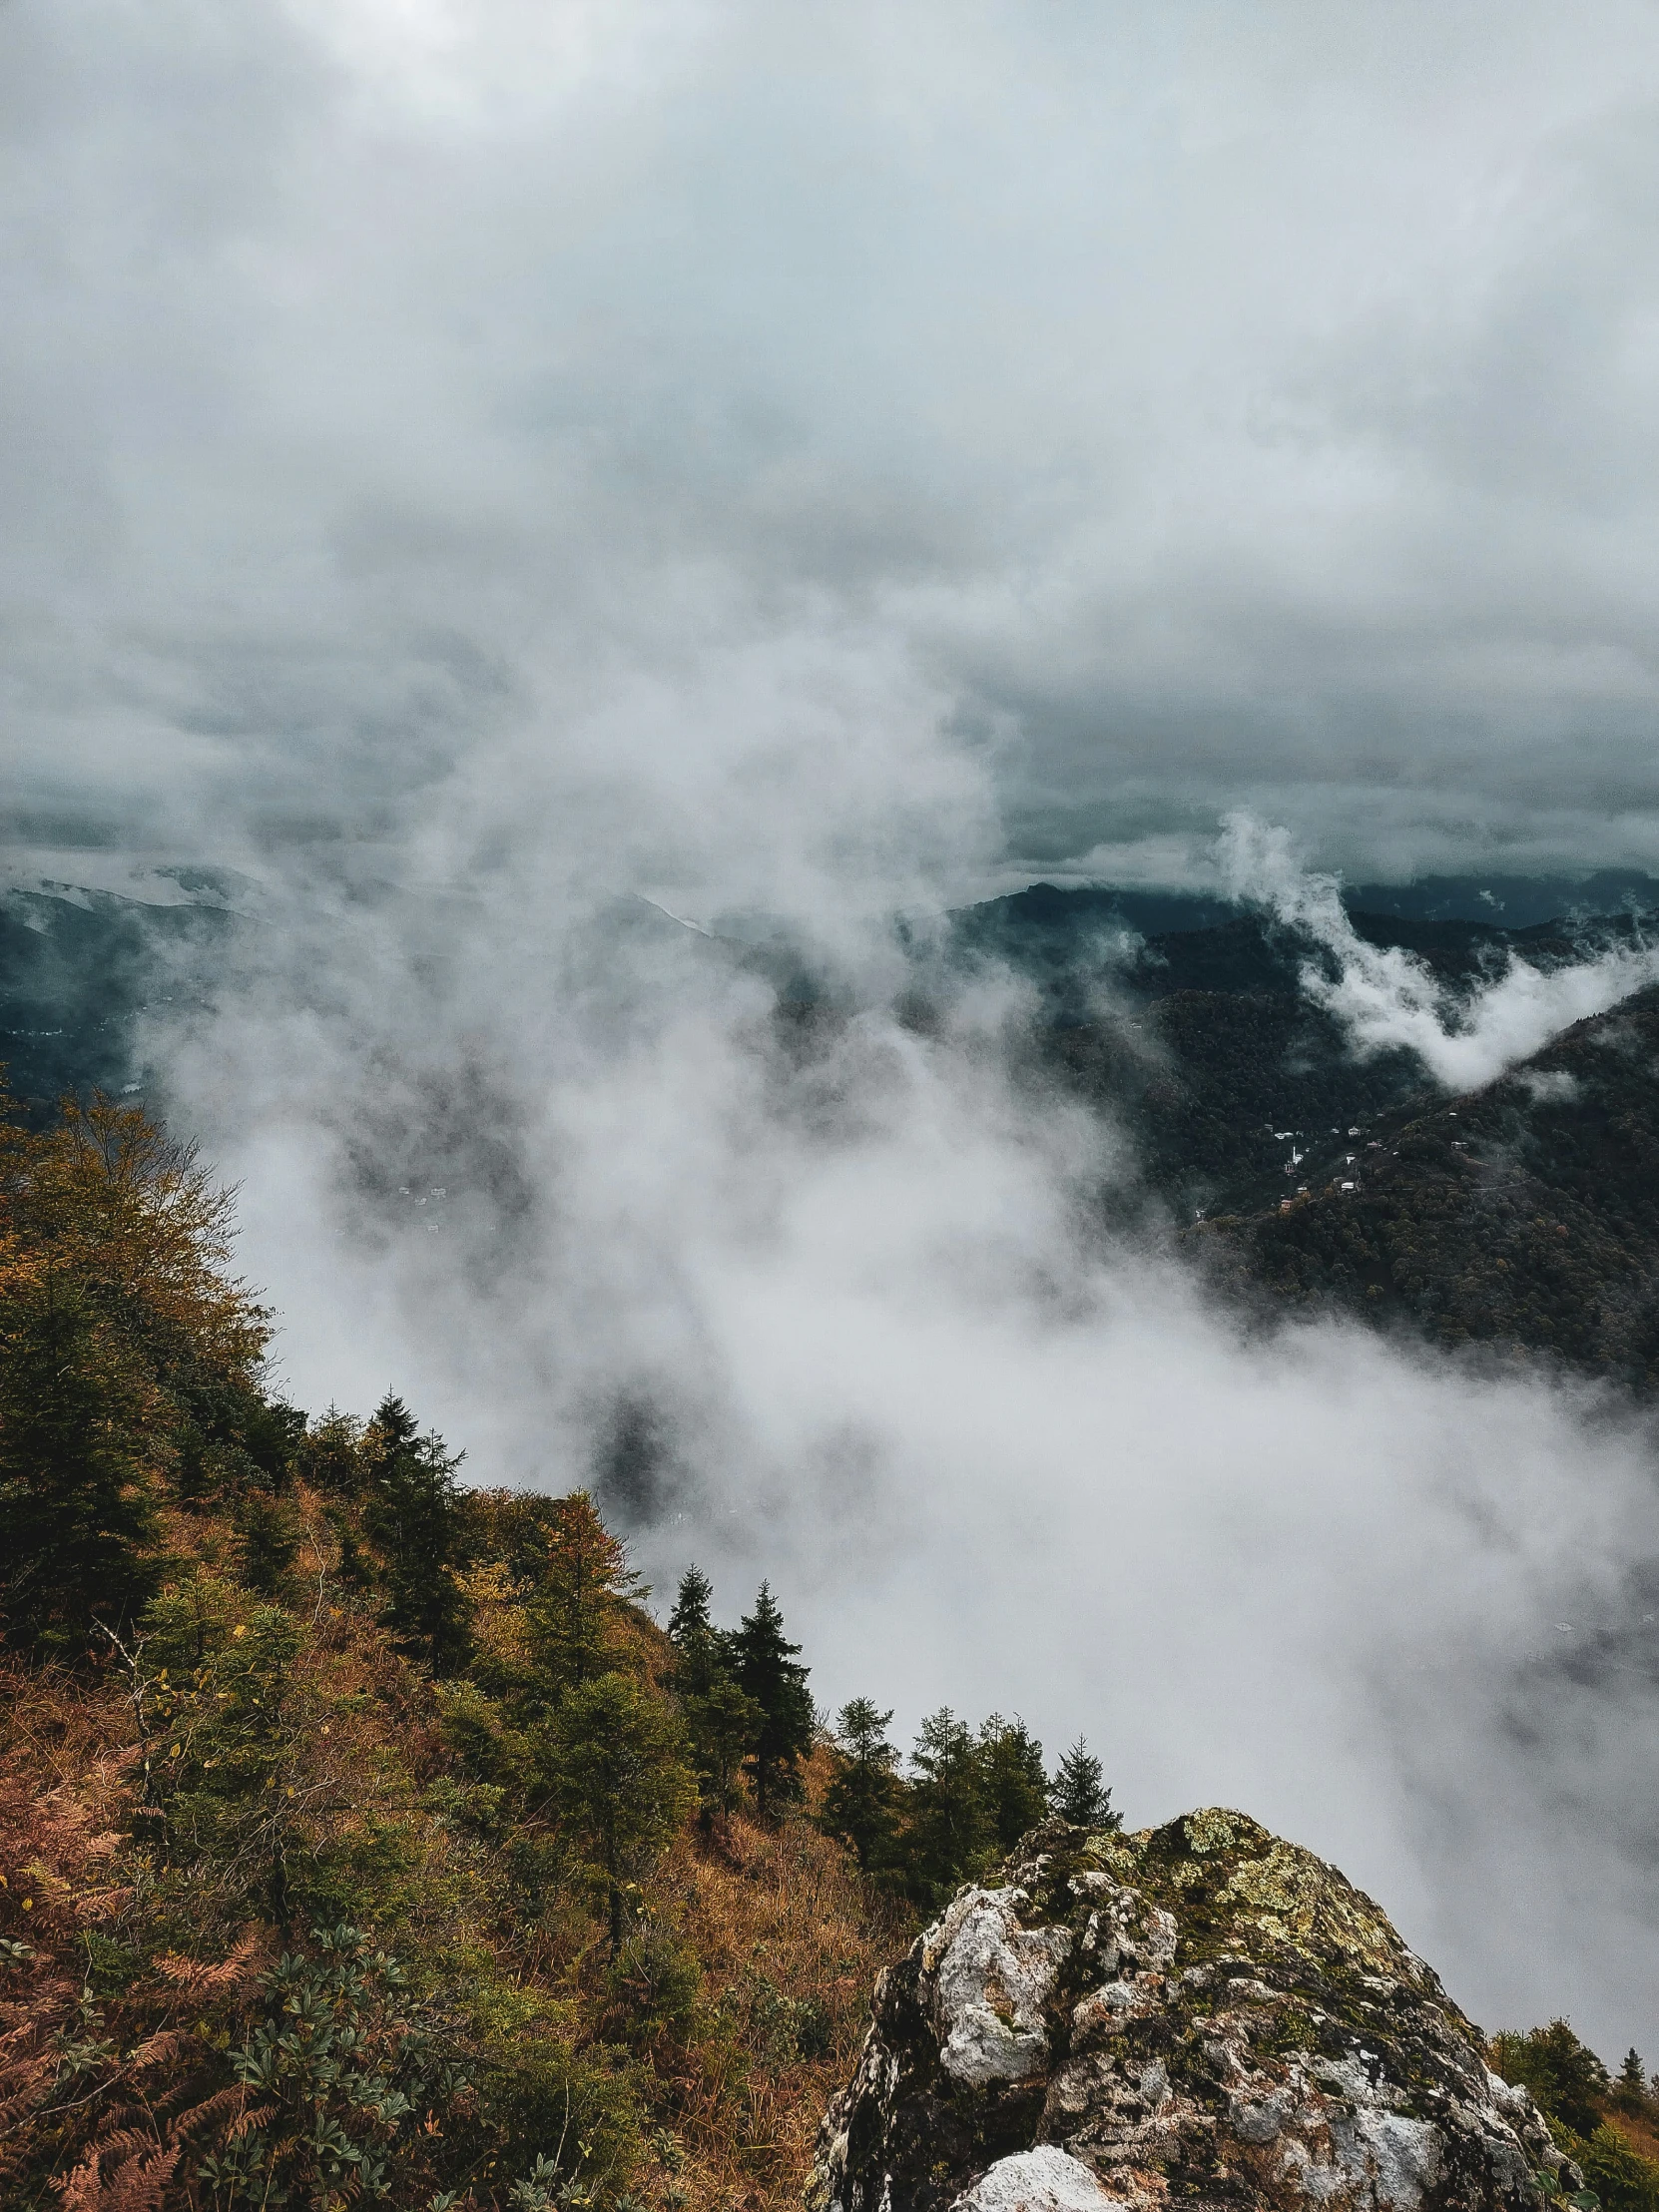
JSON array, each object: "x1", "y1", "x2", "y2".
[{"x1": 1, "y1": 1089, "x2": 1655, "y2": 2210}]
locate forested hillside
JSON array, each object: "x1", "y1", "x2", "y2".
[
  {"x1": 1192, "y1": 985, "x2": 1659, "y2": 1390},
  {"x1": 0, "y1": 1090, "x2": 1124, "y2": 2210}
]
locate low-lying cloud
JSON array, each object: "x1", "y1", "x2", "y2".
[
  {"x1": 1223, "y1": 813, "x2": 1659, "y2": 1088},
  {"x1": 148, "y1": 814, "x2": 1659, "y2": 2064}
]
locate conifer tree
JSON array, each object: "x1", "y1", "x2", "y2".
[
  {"x1": 361, "y1": 1394, "x2": 471, "y2": 1672},
  {"x1": 684, "y1": 1674, "x2": 763, "y2": 1823},
  {"x1": 545, "y1": 1673, "x2": 694, "y2": 1951},
  {"x1": 667, "y1": 1566, "x2": 761, "y2": 1820},
  {"x1": 903, "y1": 1707, "x2": 993, "y2": 1909},
  {"x1": 1615, "y1": 2048, "x2": 1650, "y2": 2113},
  {"x1": 527, "y1": 1490, "x2": 644, "y2": 1696},
  {"x1": 822, "y1": 1699, "x2": 901, "y2": 1875},
  {"x1": 976, "y1": 1714, "x2": 1048, "y2": 1854},
  {"x1": 1049, "y1": 1736, "x2": 1121, "y2": 1831},
  {"x1": 667, "y1": 1564, "x2": 725, "y2": 1695},
  {"x1": 729, "y1": 1582, "x2": 814, "y2": 1821},
  {"x1": 235, "y1": 1489, "x2": 302, "y2": 1596},
  {"x1": 0, "y1": 1277, "x2": 163, "y2": 1654}
]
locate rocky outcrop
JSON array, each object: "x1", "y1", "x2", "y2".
[{"x1": 810, "y1": 1811, "x2": 1576, "y2": 2212}]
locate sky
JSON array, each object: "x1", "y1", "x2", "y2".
[
  {"x1": 6, "y1": 0, "x2": 1659, "y2": 2062},
  {"x1": 10, "y1": 0, "x2": 1659, "y2": 886}
]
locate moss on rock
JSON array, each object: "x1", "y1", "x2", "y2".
[{"x1": 811, "y1": 1812, "x2": 1576, "y2": 2212}]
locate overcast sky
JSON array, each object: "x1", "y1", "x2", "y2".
[{"x1": 9, "y1": 1, "x2": 1659, "y2": 890}]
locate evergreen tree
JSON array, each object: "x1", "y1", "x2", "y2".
[
  {"x1": 362, "y1": 1394, "x2": 471, "y2": 1673},
  {"x1": 0, "y1": 1277, "x2": 163, "y2": 1655},
  {"x1": 545, "y1": 1673, "x2": 694, "y2": 1951},
  {"x1": 1615, "y1": 2048, "x2": 1650, "y2": 2114},
  {"x1": 729, "y1": 1582, "x2": 814, "y2": 1821},
  {"x1": 975, "y1": 1714, "x2": 1048, "y2": 1854},
  {"x1": 683, "y1": 1675, "x2": 763, "y2": 1823},
  {"x1": 235, "y1": 1490, "x2": 302, "y2": 1596},
  {"x1": 1488, "y1": 2020, "x2": 1610, "y2": 2137},
  {"x1": 902, "y1": 1707, "x2": 993, "y2": 1910},
  {"x1": 822, "y1": 1699, "x2": 901, "y2": 1876},
  {"x1": 666, "y1": 1566, "x2": 762, "y2": 1821},
  {"x1": 667, "y1": 1564, "x2": 726, "y2": 1696},
  {"x1": 527, "y1": 1489, "x2": 644, "y2": 1696},
  {"x1": 1048, "y1": 1736, "x2": 1121, "y2": 1831}
]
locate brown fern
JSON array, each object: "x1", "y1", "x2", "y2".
[{"x1": 153, "y1": 1922, "x2": 266, "y2": 1997}]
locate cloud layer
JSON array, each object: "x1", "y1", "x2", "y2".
[{"x1": 11, "y1": 1, "x2": 1659, "y2": 874}]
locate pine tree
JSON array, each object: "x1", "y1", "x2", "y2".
[
  {"x1": 0, "y1": 1276, "x2": 164, "y2": 1654},
  {"x1": 1048, "y1": 1736, "x2": 1121, "y2": 1831},
  {"x1": 526, "y1": 1489, "x2": 644, "y2": 1696},
  {"x1": 822, "y1": 1699, "x2": 901, "y2": 1875},
  {"x1": 683, "y1": 1675, "x2": 763, "y2": 1822},
  {"x1": 235, "y1": 1490, "x2": 301, "y2": 1596},
  {"x1": 362, "y1": 1395, "x2": 471, "y2": 1672},
  {"x1": 545, "y1": 1673, "x2": 694, "y2": 1951},
  {"x1": 976, "y1": 1714, "x2": 1048, "y2": 1854},
  {"x1": 902, "y1": 1707, "x2": 993, "y2": 1910},
  {"x1": 1488, "y1": 2020, "x2": 1609, "y2": 2137},
  {"x1": 1615, "y1": 2047, "x2": 1650, "y2": 2114},
  {"x1": 667, "y1": 1564, "x2": 726, "y2": 1696},
  {"x1": 729, "y1": 1582, "x2": 814, "y2": 1821}
]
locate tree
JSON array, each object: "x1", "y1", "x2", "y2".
[
  {"x1": 235, "y1": 1489, "x2": 301, "y2": 1596},
  {"x1": 976, "y1": 1714, "x2": 1048, "y2": 1854},
  {"x1": 822, "y1": 1699, "x2": 901, "y2": 1876},
  {"x1": 666, "y1": 1567, "x2": 762, "y2": 1822},
  {"x1": 545, "y1": 1674, "x2": 694, "y2": 1951},
  {"x1": 0, "y1": 1092, "x2": 270, "y2": 1384},
  {"x1": 526, "y1": 1490, "x2": 644, "y2": 1697},
  {"x1": 728, "y1": 1582, "x2": 814, "y2": 1822},
  {"x1": 682, "y1": 1675, "x2": 763, "y2": 1823},
  {"x1": 1488, "y1": 2020, "x2": 1610, "y2": 2137},
  {"x1": 362, "y1": 1394, "x2": 471, "y2": 1673},
  {"x1": 1048, "y1": 1736, "x2": 1121, "y2": 1831},
  {"x1": 667, "y1": 1564, "x2": 726, "y2": 1695},
  {"x1": 1615, "y1": 2048, "x2": 1651, "y2": 2115},
  {"x1": 0, "y1": 1275, "x2": 164, "y2": 1654},
  {"x1": 902, "y1": 1707, "x2": 993, "y2": 1910}
]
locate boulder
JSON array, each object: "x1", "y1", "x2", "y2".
[{"x1": 810, "y1": 1810, "x2": 1576, "y2": 2212}]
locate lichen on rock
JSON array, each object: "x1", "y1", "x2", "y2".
[{"x1": 809, "y1": 1811, "x2": 1576, "y2": 2212}]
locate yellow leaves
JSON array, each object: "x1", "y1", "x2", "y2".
[
  {"x1": 232, "y1": 1625, "x2": 247, "y2": 1639},
  {"x1": 0, "y1": 1091, "x2": 270, "y2": 1382}
]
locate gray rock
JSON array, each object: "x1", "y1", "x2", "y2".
[{"x1": 809, "y1": 1810, "x2": 1576, "y2": 2212}]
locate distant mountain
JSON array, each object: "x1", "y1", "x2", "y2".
[
  {"x1": 948, "y1": 888, "x2": 1655, "y2": 1219},
  {"x1": 12, "y1": 863, "x2": 1659, "y2": 1390},
  {"x1": 0, "y1": 882, "x2": 249, "y2": 1117},
  {"x1": 1190, "y1": 984, "x2": 1659, "y2": 1391}
]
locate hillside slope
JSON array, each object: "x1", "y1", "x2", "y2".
[{"x1": 1191, "y1": 986, "x2": 1659, "y2": 1388}]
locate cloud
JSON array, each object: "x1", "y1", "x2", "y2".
[
  {"x1": 9, "y1": 2, "x2": 1659, "y2": 870},
  {"x1": 1222, "y1": 813, "x2": 1659, "y2": 1087},
  {"x1": 142, "y1": 825, "x2": 1659, "y2": 2063}
]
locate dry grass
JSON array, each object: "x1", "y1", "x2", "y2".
[{"x1": 641, "y1": 1753, "x2": 910, "y2": 2211}]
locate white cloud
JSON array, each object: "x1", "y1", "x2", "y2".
[{"x1": 1222, "y1": 812, "x2": 1659, "y2": 1087}]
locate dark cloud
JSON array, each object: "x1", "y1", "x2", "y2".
[{"x1": 7, "y1": 2, "x2": 1659, "y2": 875}]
